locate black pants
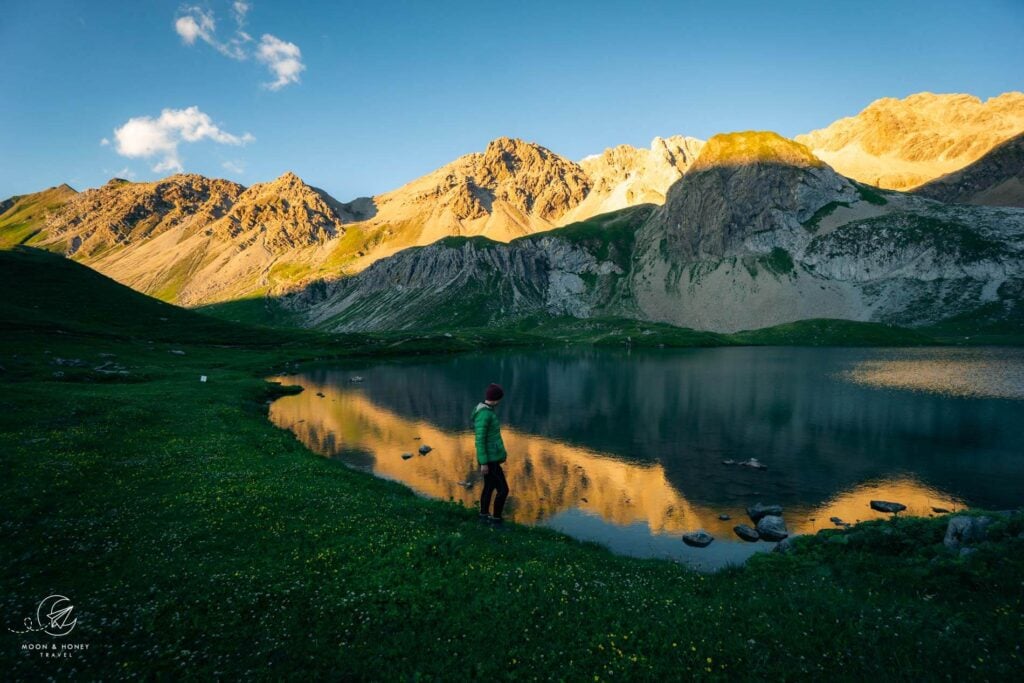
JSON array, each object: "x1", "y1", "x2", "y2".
[{"x1": 480, "y1": 462, "x2": 509, "y2": 518}]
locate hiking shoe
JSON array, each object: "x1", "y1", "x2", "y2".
[
  {"x1": 477, "y1": 512, "x2": 491, "y2": 524},
  {"x1": 487, "y1": 515, "x2": 505, "y2": 527}
]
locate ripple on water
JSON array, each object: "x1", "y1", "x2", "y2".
[{"x1": 843, "y1": 348, "x2": 1024, "y2": 400}]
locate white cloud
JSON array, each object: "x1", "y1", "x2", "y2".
[
  {"x1": 173, "y1": 3, "x2": 304, "y2": 88},
  {"x1": 174, "y1": 9, "x2": 210, "y2": 45},
  {"x1": 222, "y1": 160, "x2": 245, "y2": 174},
  {"x1": 99, "y1": 137, "x2": 110, "y2": 146},
  {"x1": 115, "y1": 166, "x2": 137, "y2": 180},
  {"x1": 174, "y1": 5, "x2": 248, "y2": 59},
  {"x1": 111, "y1": 106, "x2": 253, "y2": 173},
  {"x1": 233, "y1": 1, "x2": 250, "y2": 23},
  {"x1": 256, "y1": 34, "x2": 305, "y2": 90}
]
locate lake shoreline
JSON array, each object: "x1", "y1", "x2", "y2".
[
  {"x1": 5, "y1": 321, "x2": 1023, "y2": 678},
  {"x1": 265, "y1": 346, "x2": 1022, "y2": 570}
]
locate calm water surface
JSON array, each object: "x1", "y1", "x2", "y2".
[{"x1": 267, "y1": 347, "x2": 1024, "y2": 570}]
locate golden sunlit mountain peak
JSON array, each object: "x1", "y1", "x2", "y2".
[
  {"x1": 795, "y1": 91, "x2": 1024, "y2": 189},
  {"x1": 691, "y1": 131, "x2": 824, "y2": 171}
]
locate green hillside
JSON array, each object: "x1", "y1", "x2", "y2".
[
  {"x1": 0, "y1": 247, "x2": 297, "y2": 345},
  {"x1": 0, "y1": 184, "x2": 75, "y2": 247}
]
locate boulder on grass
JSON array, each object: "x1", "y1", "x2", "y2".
[{"x1": 943, "y1": 516, "x2": 992, "y2": 551}]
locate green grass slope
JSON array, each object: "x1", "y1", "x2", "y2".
[
  {"x1": 2, "y1": 242, "x2": 1022, "y2": 679},
  {"x1": 732, "y1": 318, "x2": 934, "y2": 346},
  {"x1": 0, "y1": 184, "x2": 76, "y2": 248},
  {"x1": 196, "y1": 295, "x2": 306, "y2": 329},
  {"x1": 0, "y1": 247, "x2": 299, "y2": 345}
]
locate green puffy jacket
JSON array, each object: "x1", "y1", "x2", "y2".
[{"x1": 472, "y1": 402, "x2": 507, "y2": 465}]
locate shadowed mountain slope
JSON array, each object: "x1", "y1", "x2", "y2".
[{"x1": 913, "y1": 132, "x2": 1024, "y2": 208}]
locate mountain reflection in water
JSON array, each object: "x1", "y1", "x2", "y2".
[{"x1": 267, "y1": 347, "x2": 1024, "y2": 570}]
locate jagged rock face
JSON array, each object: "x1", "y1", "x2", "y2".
[
  {"x1": 564, "y1": 136, "x2": 704, "y2": 222},
  {"x1": 298, "y1": 132, "x2": 1024, "y2": 335},
  {"x1": 213, "y1": 171, "x2": 349, "y2": 250},
  {"x1": 4, "y1": 136, "x2": 702, "y2": 306},
  {"x1": 640, "y1": 132, "x2": 858, "y2": 260},
  {"x1": 300, "y1": 238, "x2": 615, "y2": 331},
  {"x1": 913, "y1": 132, "x2": 1024, "y2": 207},
  {"x1": 294, "y1": 206, "x2": 654, "y2": 332},
  {"x1": 47, "y1": 174, "x2": 244, "y2": 256},
  {"x1": 625, "y1": 131, "x2": 1024, "y2": 331},
  {"x1": 357, "y1": 137, "x2": 593, "y2": 246},
  {"x1": 475, "y1": 137, "x2": 591, "y2": 221},
  {"x1": 23, "y1": 172, "x2": 350, "y2": 306},
  {"x1": 796, "y1": 92, "x2": 1024, "y2": 190}
]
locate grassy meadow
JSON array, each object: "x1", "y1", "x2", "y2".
[{"x1": 2, "y1": 247, "x2": 1023, "y2": 679}]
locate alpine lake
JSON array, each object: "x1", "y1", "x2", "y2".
[{"x1": 268, "y1": 347, "x2": 1024, "y2": 571}]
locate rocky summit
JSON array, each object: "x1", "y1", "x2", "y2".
[
  {"x1": 344, "y1": 137, "x2": 593, "y2": 249},
  {"x1": 213, "y1": 171, "x2": 352, "y2": 249},
  {"x1": 796, "y1": 92, "x2": 1024, "y2": 190},
  {"x1": 47, "y1": 174, "x2": 245, "y2": 257},
  {"x1": 637, "y1": 131, "x2": 854, "y2": 261},
  {"x1": 564, "y1": 136, "x2": 705, "y2": 222},
  {"x1": 24, "y1": 172, "x2": 351, "y2": 305}
]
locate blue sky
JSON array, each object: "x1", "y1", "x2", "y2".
[{"x1": 2, "y1": 0, "x2": 1022, "y2": 200}]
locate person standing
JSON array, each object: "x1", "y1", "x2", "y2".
[{"x1": 473, "y1": 383, "x2": 509, "y2": 525}]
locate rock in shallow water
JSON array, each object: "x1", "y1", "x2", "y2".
[
  {"x1": 718, "y1": 514, "x2": 731, "y2": 521},
  {"x1": 682, "y1": 530, "x2": 714, "y2": 548},
  {"x1": 756, "y1": 515, "x2": 789, "y2": 541},
  {"x1": 418, "y1": 444, "x2": 432, "y2": 455},
  {"x1": 747, "y1": 503, "x2": 784, "y2": 522},
  {"x1": 733, "y1": 524, "x2": 760, "y2": 542},
  {"x1": 401, "y1": 453, "x2": 413, "y2": 460},
  {"x1": 870, "y1": 500, "x2": 907, "y2": 514},
  {"x1": 740, "y1": 458, "x2": 768, "y2": 470}
]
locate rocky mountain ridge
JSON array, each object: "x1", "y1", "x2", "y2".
[
  {"x1": 3, "y1": 90, "x2": 1022, "y2": 320},
  {"x1": 4, "y1": 136, "x2": 705, "y2": 305},
  {"x1": 294, "y1": 132, "x2": 1024, "y2": 333},
  {"x1": 796, "y1": 92, "x2": 1024, "y2": 190}
]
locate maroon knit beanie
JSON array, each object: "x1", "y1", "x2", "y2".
[{"x1": 485, "y1": 383, "x2": 504, "y2": 401}]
